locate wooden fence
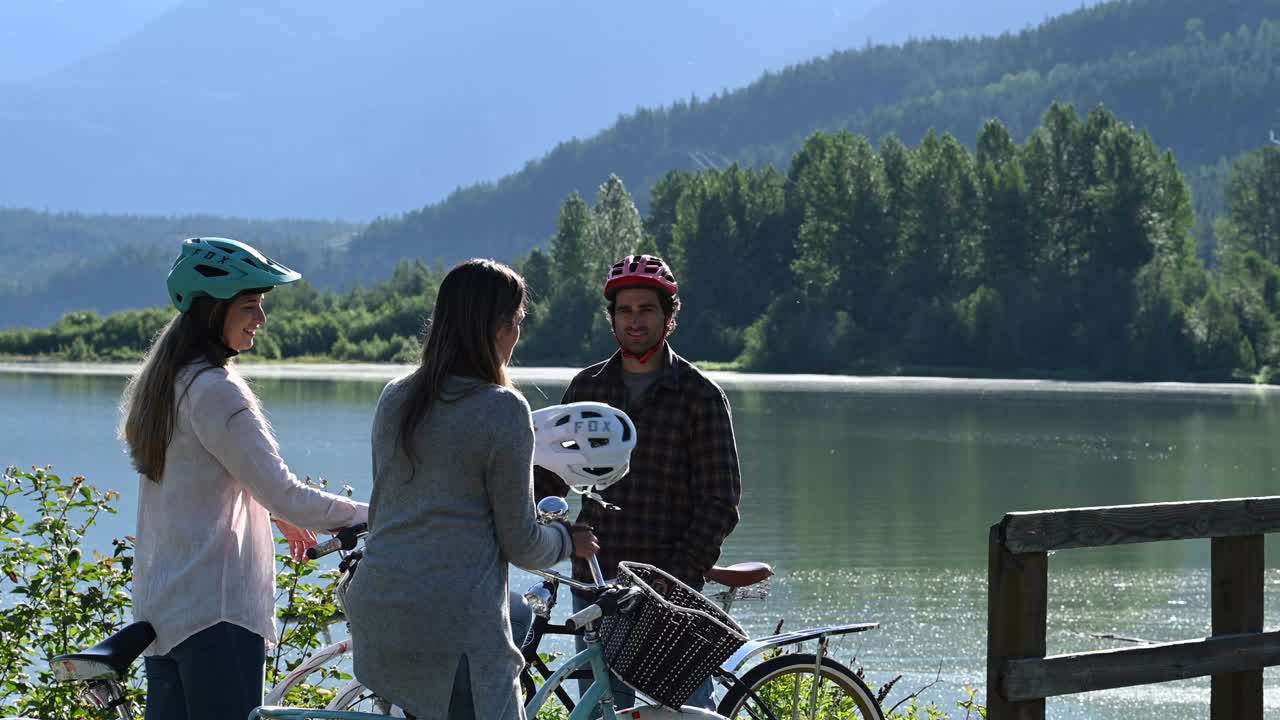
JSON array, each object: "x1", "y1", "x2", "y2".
[{"x1": 987, "y1": 496, "x2": 1280, "y2": 719}]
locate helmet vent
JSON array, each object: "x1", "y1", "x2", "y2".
[
  {"x1": 206, "y1": 240, "x2": 236, "y2": 253},
  {"x1": 194, "y1": 264, "x2": 230, "y2": 278},
  {"x1": 242, "y1": 257, "x2": 262, "y2": 270}
]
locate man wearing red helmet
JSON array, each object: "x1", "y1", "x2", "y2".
[{"x1": 536, "y1": 254, "x2": 742, "y2": 712}]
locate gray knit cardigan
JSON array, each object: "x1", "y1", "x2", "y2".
[{"x1": 344, "y1": 375, "x2": 571, "y2": 719}]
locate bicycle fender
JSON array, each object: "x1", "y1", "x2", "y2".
[
  {"x1": 613, "y1": 706, "x2": 726, "y2": 719},
  {"x1": 720, "y1": 622, "x2": 879, "y2": 673}
]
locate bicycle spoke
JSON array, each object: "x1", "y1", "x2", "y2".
[
  {"x1": 790, "y1": 671, "x2": 802, "y2": 719},
  {"x1": 809, "y1": 672, "x2": 822, "y2": 720},
  {"x1": 719, "y1": 654, "x2": 884, "y2": 720}
]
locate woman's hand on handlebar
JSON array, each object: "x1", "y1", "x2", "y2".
[
  {"x1": 571, "y1": 524, "x2": 599, "y2": 560},
  {"x1": 273, "y1": 517, "x2": 318, "y2": 562}
]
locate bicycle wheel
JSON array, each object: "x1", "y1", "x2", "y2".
[
  {"x1": 263, "y1": 639, "x2": 353, "y2": 706},
  {"x1": 717, "y1": 654, "x2": 884, "y2": 720}
]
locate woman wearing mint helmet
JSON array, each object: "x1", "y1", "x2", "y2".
[{"x1": 119, "y1": 237, "x2": 369, "y2": 720}]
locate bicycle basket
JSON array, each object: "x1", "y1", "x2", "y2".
[{"x1": 599, "y1": 562, "x2": 747, "y2": 708}]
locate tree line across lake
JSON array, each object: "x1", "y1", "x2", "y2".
[{"x1": 3, "y1": 103, "x2": 1279, "y2": 382}]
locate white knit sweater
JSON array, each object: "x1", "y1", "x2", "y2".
[{"x1": 132, "y1": 362, "x2": 368, "y2": 656}]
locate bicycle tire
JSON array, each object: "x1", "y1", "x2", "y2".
[
  {"x1": 262, "y1": 639, "x2": 352, "y2": 706},
  {"x1": 717, "y1": 653, "x2": 884, "y2": 720},
  {"x1": 328, "y1": 679, "x2": 405, "y2": 716}
]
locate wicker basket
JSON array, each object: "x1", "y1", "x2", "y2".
[{"x1": 599, "y1": 562, "x2": 748, "y2": 708}]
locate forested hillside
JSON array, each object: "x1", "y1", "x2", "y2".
[
  {"x1": 345, "y1": 0, "x2": 1280, "y2": 280},
  {"x1": 5, "y1": 0, "x2": 1274, "y2": 340},
  {"x1": 8, "y1": 105, "x2": 1280, "y2": 383},
  {"x1": 0, "y1": 210, "x2": 358, "y2": 327}
]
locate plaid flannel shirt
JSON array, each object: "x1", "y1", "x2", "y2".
[{"x1": 534, "y1": 344, "x2": 741, "y2": 590}]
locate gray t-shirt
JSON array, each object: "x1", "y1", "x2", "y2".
[{"x1": 623, "y1": 366, "x2": 661, "y2": 409}]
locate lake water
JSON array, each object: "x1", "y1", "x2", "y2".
[{"x1": 4, "y1": 363, "x2": 1280, "y2": 717}]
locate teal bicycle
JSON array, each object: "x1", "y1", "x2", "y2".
[
  {"x1": 248, "y1": 565, "x2": 726, "y2": 720},
  {"x1": 248, "y1": 495, "x2": 730, "y2": 720}
]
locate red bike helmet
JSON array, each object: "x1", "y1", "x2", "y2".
[
  {"x1": 604, "y1": 255, "x2": 678, "y2": 364},
  {"x1": 603, "y1": 255, "x2": 678, "y2": 299}
]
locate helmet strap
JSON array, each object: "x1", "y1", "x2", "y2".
[
  {"x1": 201, "y1": 330, "x2": 239, "y2": 360},
  {"x1": 586, "y1": 491, "x2": 621, "y2": 511},
  {"x1": 205, "y1": 302, "x2": 240, "y2": 359},
  {"x1": 614, "y1": 325, "x2": 667, "y2": 365}
]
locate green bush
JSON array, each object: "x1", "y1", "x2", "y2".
[
  {"x1": 0, "y1": 467, "x2": 357, "y2": 716},
  {"x1": 0, "y1": 466, "x2": 138, "y2": 719}
]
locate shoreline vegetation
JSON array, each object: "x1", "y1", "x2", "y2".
[
  {"x1": 2, "y1": 356, "x2": 1275, "y2": 397},
  {"x1": 4, "y1": 108, "x2": 1280, "y2": 386}
]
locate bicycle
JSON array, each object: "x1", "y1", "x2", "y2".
[
  {"x1": 257, "y1": 497, "x2": 886, "y2": 720},
  {"x1": 520, "y1": 546, "x2": 884, "y2": 720},
  {"x1": 262, "y1": 523, "x2": 389, "y2": 713},
  {"x1": 250, "y1": 497, "x2": 729, "y2": 719},
  {"x1": 701, "y1": 563, "x2": 884, "y2": 720},
  {"x1": 4, "y1": 620, "x2": 157, "y2": 720}
]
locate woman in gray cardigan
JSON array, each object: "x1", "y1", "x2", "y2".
[{"x1": 343, "y1": 259, "x2": 598, "y2": 720}]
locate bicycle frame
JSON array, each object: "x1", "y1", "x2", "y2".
[
  {"x1": 525, "y1": 636, "x2": 616, "y2": 720},
  {"x1": 250, "y1": 629, "x2": 702, "y2": 720}
]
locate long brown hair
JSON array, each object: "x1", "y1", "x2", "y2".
[
  {"x1": 397, "y1": 259, "x2": 526, "y2": 471},
  {"x1": 119, "y1": 295, "x2": 237, "y2": 481}
]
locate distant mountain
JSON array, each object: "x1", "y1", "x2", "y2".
[
  {"x1": 0, "y1": 0, "x2": 179, "y2": 83},
  {"x1": 0, "y1": 0, "x2": 1086, "y2": 221},
  {"x1": 0, "y1": 208, "x2": 359, "y2": 328},
  {"x1": 850, "y1": 0, "x2": 1095, "y2": 43},
  {"x1": 343, "y1": 0, "x2": 1280, "y2": 278}
]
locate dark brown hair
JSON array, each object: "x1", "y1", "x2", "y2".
[
  {"x1": 120, "y1": 295, "x2": 241, "y2": 481},
  {"x1": 396, "y1": 259, "x2": 527, "y2": 471}
]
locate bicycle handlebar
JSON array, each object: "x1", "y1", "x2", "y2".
[
  {"x1": 305, "y1": 523, "x2": 368, "y2": 560},
  {"x1": 529, "y1": 567, "x2": 607, "y2": 593},
  {"x1": 563, "y1": 586, "x2": 643, "y2": 632},
  {"x1": 564, "y1": 604, "x2": 602, "y2": 632}
]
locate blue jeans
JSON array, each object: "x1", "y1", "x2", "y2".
[
  {"x1": 571, "y1": 593, "x2": 716, "y2": 715},
  {"x1": 143, "y1": 621, "x2": 266, "y2": 720}
]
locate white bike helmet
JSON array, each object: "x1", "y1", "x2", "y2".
[{"x1": 532, "y1": 401, "x2": 636, "y2": 493}]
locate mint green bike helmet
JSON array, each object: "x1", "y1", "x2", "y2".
[{"x1": 166, "y1": 237, "x2": 302, "y2": 312}]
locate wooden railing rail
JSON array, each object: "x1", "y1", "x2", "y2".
[{"x1": 987, "y1": 496, "x2": 1279, "y2": 719}]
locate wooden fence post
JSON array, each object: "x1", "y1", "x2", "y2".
[
  {"x1": 1210, "y1": 534, "x2": 1264, "y2": 720},
  {"x1": 987, "y1": 524, "x2": 1047, "y2": 720}
]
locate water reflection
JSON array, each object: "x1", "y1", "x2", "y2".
[{"x1": 5, "y1": 368, "x2": 1280, "y2": 717}]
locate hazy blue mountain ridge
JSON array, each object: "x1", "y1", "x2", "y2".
[
  {"x1": 0, "y1": 0, "x2": 179, "y2": 83},
  {"x1": 344, "y1": 0, "x2": 1278, "y2": 278},
  {"x1": 0, "y1": 0, "x2": 1088, "y2": 220}
]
